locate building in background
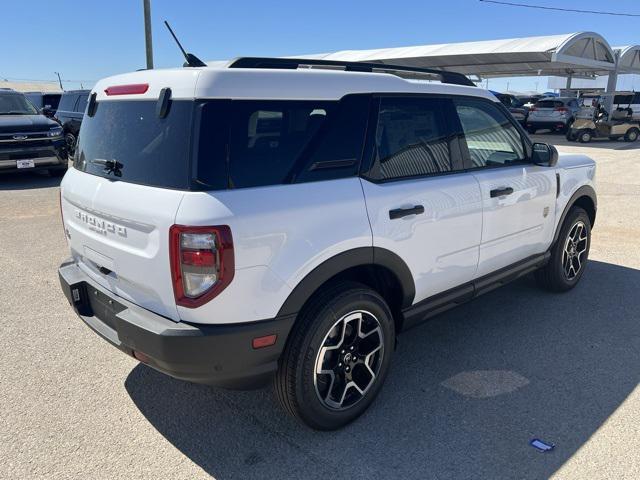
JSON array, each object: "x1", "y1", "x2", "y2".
[{"x1": 0, "y1": 80, "x2": 61, "y2": 93}]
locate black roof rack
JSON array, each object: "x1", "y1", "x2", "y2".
[{"x1": 227, "y1": 57, "x2": 476, "y2": 87}]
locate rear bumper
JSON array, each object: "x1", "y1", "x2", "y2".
[
  {"x1": 526, "y1": 119, "x2": 570, "y2": 129},
  {"x1": 58, "y1": 259, "x2": 295, "y2": 389}
]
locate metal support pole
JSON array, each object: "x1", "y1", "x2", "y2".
[
  {"x1": 603, "y1": 52, "x2": 620, "y2": 116},
  {"x1": 143, "y1": 0, "x2": 154, "y2": 69},
  {"x1": 565, "y1": 74, "x2": 572, "y2": 95}
]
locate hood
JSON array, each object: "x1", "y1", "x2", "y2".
[{"x1": 0, "y1": 114, "x2": 59, "y2": 133}]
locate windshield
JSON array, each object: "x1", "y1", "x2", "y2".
[{"x1": 0, "y1": 94, "x2": 39, "y2": 115}]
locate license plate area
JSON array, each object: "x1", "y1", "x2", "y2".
[
  {"x1": 86, "y1": 286, "x2": 126, "y2": 331},
  {"x1": 16, "y1": 159, "x2": 35, "y2": 169}
]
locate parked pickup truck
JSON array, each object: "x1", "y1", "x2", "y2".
[{"x1": 0, "y1": 89, "x2": 67, "y2": 175}]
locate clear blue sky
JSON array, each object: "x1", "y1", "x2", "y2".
[{"x1": 3, "y1": 0, "x2": 639, "y2": 92}]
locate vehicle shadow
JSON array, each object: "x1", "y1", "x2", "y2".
[
  {"x1": 125, "y1": 260, "x2": 640, "y2": 480},
  {"x1": 0, "y1": 171, "x2": 62, "y2": 190}
]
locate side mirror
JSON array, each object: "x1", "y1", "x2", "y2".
[
  {"x1": 532, "y1": 142, "x2": 558, "y2": 167},
  {"x1": 41, "y1": 107, "x2": 53, "y2": 117}
]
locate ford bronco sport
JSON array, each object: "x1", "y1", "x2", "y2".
[{"x1": 58, "y1": 58, "x2": 596, "y2": 430}]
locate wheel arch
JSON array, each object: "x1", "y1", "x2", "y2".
[
  {"x1": 276, "y1": 247, "x2": 415, "y2": 332},
  {"x1": 553, "y1": 185, "x2": 597, "y2": 245}
]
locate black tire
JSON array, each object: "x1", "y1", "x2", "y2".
[
  {"x1": 624, "y1": 128, "x2": 639, "y2": 142},
  {"x1": 64, "y1": 133, "x2": 77, "y2": 160},
  {"x1": 566, "y1": 130, "x2": 577, "y2": 141},
  {"x1": 578, "y1": 129, "x2": 592, "y2": 143},
  {"x1": 527, "y1": 126, "x2": 537, "y2": 134},
  {"x1": 274, "y1": 281, "x2": 395, "y2": 430},
  {"x1": 535, "y1": 207, "x2": 591, "y2": 292}
]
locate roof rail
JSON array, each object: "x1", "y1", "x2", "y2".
[{"x1": 227, "y1": 57, "x2": 476, "y2": 87}]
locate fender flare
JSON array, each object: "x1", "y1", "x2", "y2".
[
  {"x1": 276, "y1": 247, "x2": 415, "y2": 317},
  {"x1": 552, "y1": 184, "x2": 597, "y2": 245}
]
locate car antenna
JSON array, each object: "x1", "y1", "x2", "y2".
[{"x1": 163, "y1": 21, "x2": 206, "y2": 68}]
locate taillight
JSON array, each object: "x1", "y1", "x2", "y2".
[
  {"x1": 169, "y1": 225, "x2": 234, "y2": 308},
  {"x1": 529, "y1": 107, "x2": 537, "y2": 111},
  {"x1": 555, "y1": 107, "x2": 569, "y2": 112}
]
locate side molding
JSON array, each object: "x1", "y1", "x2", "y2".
[
  {"x1": 276, "y1": 247, "x2": 415, "y2": 317},
  {"x1": 552, "y1": 185, "x2": 597, "y2": 245}
]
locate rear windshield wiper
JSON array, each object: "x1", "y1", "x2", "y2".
[{"x1": 91, "y1": 159, "x2": 123, "y2": 176}]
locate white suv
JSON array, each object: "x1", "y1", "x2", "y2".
[{"x1": 58, "y1": 58, "x2": 597, "y2": 430}]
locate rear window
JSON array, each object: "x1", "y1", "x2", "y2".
[
  {"x1": 535, "y1": 100, "x2": 564, "y2": 108},
  {"x1": 43, "y1": 94, "x2": 61, "y2": 110},
  {"x1": 74, "y1": 100, "x2": 193, "y2": 189}
]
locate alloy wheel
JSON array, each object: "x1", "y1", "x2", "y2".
[
  {"x1": 562, "y1": 220, "x2": 588, "y2": 280},
  {"x1": 313, "y1": 310, "x2": 384, "y2": 410}
]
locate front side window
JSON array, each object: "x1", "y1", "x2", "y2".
[
  {"x1": 455, "y1": 99, "x2": 526, "y2": 168},
  {"x1": 370, "y1": 97, "x2": 453, "y2": 181}
]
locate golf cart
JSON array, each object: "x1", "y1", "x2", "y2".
[{"x1": 567, "y1": 93, "x2": 639, "y2": 143}]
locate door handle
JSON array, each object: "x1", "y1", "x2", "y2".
[
  {"x1": 490, "y1": 187, "x2": 514, "y2": 198},
  {"x1": 389, "y1": 205, "x2": 425, "y2": 220}
]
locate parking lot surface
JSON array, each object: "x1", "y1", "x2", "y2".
[{"x1": 1, "y1": 136, "x2": 639, "y2": 479}]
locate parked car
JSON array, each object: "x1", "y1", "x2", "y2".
[
  {"x1": 0, "y1": 89, "x2": 67, "y2": 175},
  {"x1": 492, "y1": 92, "x2": 528, "y2": 124},
  {"x1": 23, "y1": 91, "x2": 62, "y2": 118},
  {"x1": 526, "y1": 97, "x2": 580, "y2": 133},
  {"x1": 58, "y1": 59, "x2": 597, "y2": 430},
  {"x1": 54, "y1": 89, "x2": 90, "y2": 157}
]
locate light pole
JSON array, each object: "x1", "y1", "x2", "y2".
[
  {"x1": 54, "y1": 72, "x2": 63, "y2": 90},
  {"x1": 143, "y1": 0, "x2": 154, "y2": 69}
]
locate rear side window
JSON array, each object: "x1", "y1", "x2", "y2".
[
  {"x1": 75, "y1": 100, "x2": 193, "y2": 189},
  {"x1": 196, "y1": 95, "x2": 369, "y2": 189},
  {"x1": 57, "y1": 93, "x2": 77, "y2": 112},
  {"x1": 74, "y1": 94, "x2": 89, "y2": 113},
  {"x1": 369, "y1": 96, "x2": 453, "y2": 181},
  {"x1": 454, "y1": 99, "x2": 526, "y2": 168}
]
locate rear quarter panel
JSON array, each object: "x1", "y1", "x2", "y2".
[{"x1": 175, "y1": 178, "x2": 372, "y2": 325}]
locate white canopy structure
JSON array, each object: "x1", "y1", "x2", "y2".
[
  {"x1": 306, "y1": 32, "x2": 617, "y2": 79},
  {"x1": 615, "y1": 45, "x2": 640, "y2": 74}
]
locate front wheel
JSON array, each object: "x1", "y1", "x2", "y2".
[
  {"x1": 536, "y1": 207, "x2": 591, "y2": 292},
  {"x1": 578, "y1": 129, "x2": 593, "y2": 143},
  {"x1": 64, "y1": 133, "x2": 77, "y2": 160},
  {"x1": 275, "y1": 282, "x2": 395, "y2": 430}
]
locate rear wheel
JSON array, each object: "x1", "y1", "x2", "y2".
[
  {"x1": 527, "y1": 126, "x2": 537, "y2": 134},
  {"x1": 625, "y1": 128, "x2": 639, "y2": 142},
  {"x1": 566, "y1": 130, "x2": 577, "y2": 141},
  {"x1": 578, "y1": 129, "x2": 593, "y2": 143},
  {"x1": 536, "y1": 207, "x2": 591, "y2": 292},
  {"x1": 275, "y1": 282, "x2": 394, "y2": 430}
]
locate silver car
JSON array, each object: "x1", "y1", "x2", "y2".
[{"x1": 526, "y1": 97, "x2": 580, "y2": 134}]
